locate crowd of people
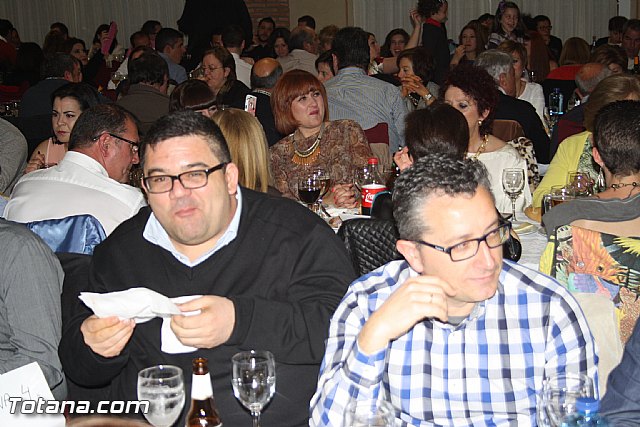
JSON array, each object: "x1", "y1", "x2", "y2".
[{"x1": 2, "y1": 0, "x2": 640, "y2": 425}]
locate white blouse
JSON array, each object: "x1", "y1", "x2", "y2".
[
  {"x1": 518, "y1": 81, "x2": 546, "y2": 125},
  {"x1": 468, "y1": 144, "x2": 532, "y2": 214}
]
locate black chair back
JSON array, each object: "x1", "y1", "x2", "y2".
[{"x1": 337, "y1": 218, "x2": 404, "y2": 276}]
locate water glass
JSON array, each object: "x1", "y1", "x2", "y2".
[
  {"x1": 537, "y1": 372, "x2": 594, "y2": 427},
  {"x1": 137, "y1": 365, "x2": 185, "y2": 427},
  {"x1": 343, "y1": 399, "x2": 395, "y2": 427},
  {"x1": 231, "y1": 350, "x2": 276, "y2": 427},
  {"x1": 502, "y1": 168, "x2": 525, "y2": 222}
]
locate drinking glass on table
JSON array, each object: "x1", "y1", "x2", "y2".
[
  {"x1": 537, "y1": 372, "x2": 594, "y2": 427},
  {"x1": 137, "y1": 365, "x2": 185, "y2": 427},
  {"x1": 111, "y1": 70, "x2": 126, "y2": 87},
  {"x1": 502, "y1": 168, "x2": 525, "y2": 223},
  {"x1": 566, "y1": 171, "x2": 594, "y2": 197},
  {"x1": 544, "y1": 185, "x2": 575, "y2": 213},
  {"x1": 297, "y1": 174, "x2": 321, "y2": 212},
  {"x1": 312, "y1": 167, "x2": 331, "y2": 204},
  {"x1": 232, "y1": 350, "x2": 276, "y2": 427},
  {"x1": 343, "y1": 398, "x2": 395, "y2": 427}
]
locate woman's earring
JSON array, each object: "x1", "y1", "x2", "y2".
[
  {"x1": 597, "y1": 169, "x2": 605, "y2": 189},
  {"x1": 478, "y1": 120, "x2": 483, "y2": 127}
]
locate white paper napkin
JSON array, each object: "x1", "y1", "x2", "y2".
[
  {"x1": 161, "y1": 295, "x2": 201, "y2": 354},
  {"x1": 79, "y1": 288, "x2": 202, "y2": 354}
]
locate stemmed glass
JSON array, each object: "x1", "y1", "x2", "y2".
[
  {"x1": 502, "y1": 168, "x2": 525, "y2": 223},
  {"x1": 537, "y1": 372, "x2": 594, "y2": 427},
  {"x1": 231, "y1": 350, "x2": 276, "y2": 427},
  {"x1": 137, "y1": 365, "x2": 185, "y2": 427},
  {"x1": 297, "y1": 174, "x2": 321, "y2": 212},
  {"x1": 312, "y1": 167, "x2": 332, "y2": 204}
]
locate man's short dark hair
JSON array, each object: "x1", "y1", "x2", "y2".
[
  {"x1": 288, "y1": 26, "x2": 315, "y2": 51},
  {"x1": 141, "y1": 110, "x2": 231, "y2": 169},
  {"x1": 50, "y1": 22, "x2": 69, "y2": 37},
  {"x1": 258, "y1": 17, "x2": 276, "y2": 29},
  {"x1": 610, "y1": 16, "x2": 628, "y2": 33},
  {"x1": 623, "y1": 19, "x2": 640, "y2": 35},
  {"x1": 250, "y1": 62, "x2": 282, "y2": 89},
  {"x1": 128, "y1": 52, "x2": 168, "y2": 85},
  {"x1": 593, "y1": 100, "x2": 640, "y2": 177},
  {"x1": 533, "y1": 15, "x2": 550, "y2": 25},
  {"x1": 155, "y1": 28, "x2": 183, "y2": 53},
  {"x1": 141, "y1": 20, "x2": 161, "y2": 35},
  {"x1": 41, "y1": 52, "x2": 78, "y2": 78},
  {"x1": 222, "y1": 25, "x2": 245, "y2": 49},
  {"x1": 297, "y1": 15, "x2": 316, "y2": 30},
  {"x1": 69, "y1": 104, "x2": 135, "y2": 150},
  {"x1": 129, "y1": 31, "x2": 148, "y2": 47},
  {"x1": 332, "y1": 26, "x2": 370, "y2": 70},
  {"x1": 393, "y1": 154, "x2": 491, "y2": 240},
  {"x1": 0, "y1": 19, "x2": 14, "y2": 38}
]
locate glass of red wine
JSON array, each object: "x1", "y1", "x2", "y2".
[{"x1": 297, "y1": 175, "x2": 321, "y2": 213}]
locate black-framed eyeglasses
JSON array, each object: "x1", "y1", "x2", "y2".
[
  {"x1": 92, "y1": 132, "x2": 139, "y2": 153},
  {"x1": 142, "y1": 162, "x2": 228, "y2": 193},
  {"x1": 413, "y1": 223, "x2": 511, "y2": 262}
]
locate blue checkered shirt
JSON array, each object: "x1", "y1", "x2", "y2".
[
  {"x1": 309, "y1": 260, "x2": 598, "y2": 426},
  {"x1": 324, "y1": 67, "x2": 408, "y2": 152}
]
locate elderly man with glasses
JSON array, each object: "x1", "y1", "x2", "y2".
[
  {"x1": 59, "y1": 110, "x2": 355, "y2": 426},
  {"x1": 4, "y1": 103, "x2": 145, "y2": 235},
  {"x1": 310, "y1": 154, "x2": 598, "y2": 426}
]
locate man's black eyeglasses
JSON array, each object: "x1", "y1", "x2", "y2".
[
  {"x1": 92, "y1": 132, "x2": 139, "y2": 153},
  {"x1": 143, "y1": 162, "x2": 228, "y2": 193},
  {"x1": 413, "y1": 223, "x2": 511, "y2": 262}
]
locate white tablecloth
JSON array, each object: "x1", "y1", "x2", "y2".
[{"x1": 517, "y1": 223, "x2": 548, "y2": 271}]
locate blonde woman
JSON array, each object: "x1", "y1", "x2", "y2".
[{"x1": 212, "y1": 108, "x2": 277, "y2": 195}]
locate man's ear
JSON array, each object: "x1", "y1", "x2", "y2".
[
  {"x1": 331, "y1": 53, "x2": 339, "y2": 73},
  {"x1": 396, "y1": 239, "x2": 424, "y2": 274},
  {"x1": 592, "y1": 146, "x2": 604, "y2": 169},
  {"x1": 498, "y1": 72, "x2": 507, "y2": 90},
  {"x1": 224, "y1": 162, "x2": 239, "y2": 195}
]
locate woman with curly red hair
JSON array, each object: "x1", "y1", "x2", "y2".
[{"x1": 442, "y1": 63, "x2": 532, "y2": 212}]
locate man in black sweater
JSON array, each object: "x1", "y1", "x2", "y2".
[
  {"x1": 59, "y1": 111, "x2": 356, "y2": 426},
  {"x1": 475, "y1": 50, "x2": 551, "y2": 164}
]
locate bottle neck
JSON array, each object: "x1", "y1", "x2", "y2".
[{"x1": 191, "y1": 372, "x2": 213, "y2": 401}]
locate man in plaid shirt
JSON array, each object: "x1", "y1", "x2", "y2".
[{"x1": 310, "y1": 154, "x2": 598, "y2": 426}]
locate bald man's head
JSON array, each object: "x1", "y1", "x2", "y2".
[
  {"x1": 576, "y1": 63, "x2": 612, "y2": 97},
  {"x1": 250, "y1": 58, "x2": 283, "y2": 90}
]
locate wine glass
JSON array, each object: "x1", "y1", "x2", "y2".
[
  {"x1": 312, "y1": 167, "x2": 331, "y2": 204},
  {"x1": 502, "y1": 168, "x2": 525, "y2": 223},
  {"x1": 231, "y1": 350, "x2": 276, "y2": 427},
  {"x1": 111, "y1": 70, "x2": 125, "y2": 87},
  {"x1": 566, "y1": 172, "x2": 594, "y2": 197},
  {"x1": 343, "y1": 399, "x2": 395, "y2": 427},
  {"x1": 537, "y1": 372, "x2": 594, "y2": 427},
  {"x1": 297, "y1": 174, "x2": 321, "y2": 212},
  {"x1": 137, "y1": 365, "x2": 185, "y2": 427}
]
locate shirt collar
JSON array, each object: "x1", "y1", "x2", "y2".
[
  {"x1": 336, "y1": 66, "x2": 367, "y2": 76},
  {"x1": 426, "y1": 18, "x2": 442, "y2": 28},
  {"x1": 143, "y1": 187, "x2": 243, "y2": 267},
  {"x1": 0, "y1": 35, "x2": 6, "y2": 43},
  {"x1": 63, "y1": 151, "x2": 110, "y2": 177}
]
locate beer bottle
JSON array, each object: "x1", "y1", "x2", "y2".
[{"x1": 186, "y1": 357, "x2": 222, "y2": 427}]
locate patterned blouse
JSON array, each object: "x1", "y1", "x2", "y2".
[{"x1": 270, "y1": 119, "x2": 373, "y2": 199}]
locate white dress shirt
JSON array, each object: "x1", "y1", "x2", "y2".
[
  {"x1": 4, "y1": 151, "x2": 146, "y2": 235},
  {"x1": 232, "y1": 52, "x2": 252, "y2": 88}
]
